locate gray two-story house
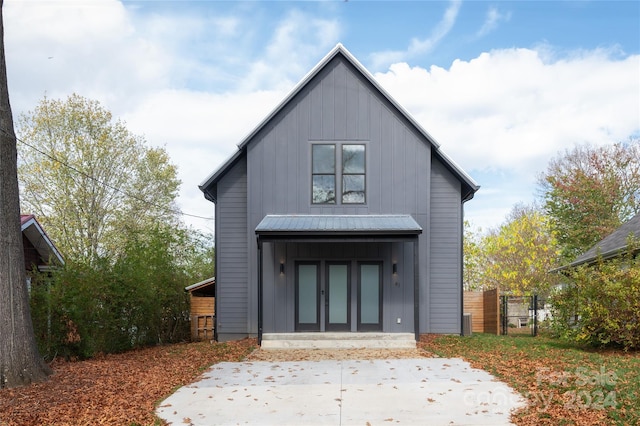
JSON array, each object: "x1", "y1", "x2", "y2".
[{"x1": 200, "y1": 44, "x2": 479, "y2": 344}]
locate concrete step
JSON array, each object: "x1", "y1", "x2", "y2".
[{"x1": 260, "y1": 332, "x2": 416, "y2": 350}]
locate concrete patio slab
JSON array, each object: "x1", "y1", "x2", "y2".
[{"x1": 156, "y1": 358, "x2": 526, "y2": 425}]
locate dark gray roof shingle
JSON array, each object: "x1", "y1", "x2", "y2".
[{"x1": 570, "y1": 212, "x2": 640, "y2": 267}]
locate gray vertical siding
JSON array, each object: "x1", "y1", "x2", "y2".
[
  {"x1": 429, "y1": 159, "x2": 463, "y2": 333},
  {"x1": 260, "y1": 241, "x2": 416, "y2": 333},
  {"x1": 246, "y1": 56, "x2": 430, "y2": 217},
  {"x1": 215, "y1": 158, "x2": 249, "y2": 340},
  {"x1": 243, "y1": 56, "x2": 435, "y2": 335},
  {"x1": 214, "y1": 54, "x2": 468, "y2": 337}
]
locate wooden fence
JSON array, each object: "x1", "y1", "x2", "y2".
[
  {"x1": 189, "y1": 294, "x2": 215, "y2": 340},
  {"x1": 463, "y1": 289, "x2": 499, "y2": 334}
]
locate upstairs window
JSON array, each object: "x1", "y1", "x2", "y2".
[
  {"x1": 312, "y1": 143, "x2": 366, "y2": 204},
  {"x1": 312, "y1": 144, "x2": 336, "y2": 204},
  {"x1": 342, "y1": 144, "x2": 365, "y2": 204}
]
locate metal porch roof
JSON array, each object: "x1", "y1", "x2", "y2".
[{"x1": 255, "y1": 214, "x2": 422, "y2": 237}]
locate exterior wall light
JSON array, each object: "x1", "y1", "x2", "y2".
[{"x1": 280, "y1": 262, "x2": 285, "y2": 275}]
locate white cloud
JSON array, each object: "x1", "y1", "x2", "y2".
[
  {"x1": 369, "y1": 0, "x2": 461, "y2": 70},
  {"x1": 122, "y1": 88, "x2": 289, "y2": 231},
  {"x1": 240, "y1": 9, "x2": 340, "y2": 92},
  {"x1": 4, "y1": 1, "x2": 638, "y2": 233},
  {"x1": 374, "y1": 47, "x2": 640, "y2": 177},
  {"x1": 475, "y1": 6, "x2": 511, "y2": 38},
  {"x1": 373, "y1": 46, "x2": 639, "y2": 230},
  {"x1": 4, "y1": 0, "x2": 171, "y2": 116}
]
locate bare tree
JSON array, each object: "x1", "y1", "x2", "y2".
[{"x1": 0, "y1": 0, "x2": 51, "y2": 388}]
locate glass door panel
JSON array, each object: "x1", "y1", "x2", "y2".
[
  {"x1": 326, "y1": 263, "x2": 350, "y2": 331},
  {"x1": 296, "y1": 263, "x2": 320, "y2": 331},
  {"x1": 358, "y1": 263, "x2": 382, "y2": 331}
]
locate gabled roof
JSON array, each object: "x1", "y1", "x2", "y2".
[
  {"x1": 558, "y1": 213, "x2": 640, "y2": 270},
  {"x1": 20, "y1": 214, "x2": 64, "y2": 266},
  {"x1": 199, "y1": 43, "x2": 479, "y2": 203}
]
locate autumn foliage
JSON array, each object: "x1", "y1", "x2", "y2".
[
  {"x1": 0, "y1": 339, "x2": 256, "y2": 425},
  {"x1": 550, "y1": 243, "x2": 640, "y2": 350},
  {"x1": 476, "y1": 206, "x2": 558, "y2": 296},
  {"x1": 539, "y1": 140, "x2": 640, "y2": 262}
]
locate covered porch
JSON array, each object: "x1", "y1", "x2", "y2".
[{"x1": 256, "y1": 215, "x2": 422, "y2": 345}]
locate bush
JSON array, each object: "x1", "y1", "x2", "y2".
[
  {"x1": 550, "y1": 247, "x2": 640, "y2": 350},
  {"x1": 30, "y1": 226, "x2": 198, "y2": 359}
]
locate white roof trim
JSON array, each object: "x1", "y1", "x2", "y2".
[
  {"x1": 185, "y1": 276, "x2": 215, "y2": 292},
  {"x1": 21, "y1": 217, "x2": 64, "y2": 265}
]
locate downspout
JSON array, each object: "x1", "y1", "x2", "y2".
[
  {"x1": 414, "y1": 236, "x2": 420, "y2": 342},
  {"x1": 460, "y1": 201, "x2": 464, "y2": 336},
  {"x1": 257, "y1": 237, "x2": 263, "y2": 345}
]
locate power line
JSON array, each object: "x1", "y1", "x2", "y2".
[{"x1": 3, "y1": 128, "x2": 214, "y2": 221}]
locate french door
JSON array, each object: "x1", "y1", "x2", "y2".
[
  {"x1": 358, "y1": 262, "x2": 382, "y2": 331},
  {"x1": 325, "y1": 263, "x2": 350, "y2": 331},
  {"x1": 295, "y1": 261, "x2": 382, "y2": 332},
  {"x1": 295, "y1": 262, "x2": 320, "y2": 331}
]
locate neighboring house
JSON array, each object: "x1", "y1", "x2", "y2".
[
  {"x1": 556, "y1": 212, "x2": 640, "y2": 271},
  {"x1": 199, "y1": 44, "x2": 479, "y2": 343},
  {"x1": 20, "y1": 214, "x2": 64, "y2": 289},
  {"x1": 185, "y1": 277, "x2": 216, "y2": 340}
]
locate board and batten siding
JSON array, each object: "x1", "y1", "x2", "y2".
[
  {"x1": 246, "y1": 55, "x2": 431, "y2": 218},
  {"x1": 215, "y1": 157, "x2": 249, "y2": 340},
  {"x1": 209, "y1": 51, "x2": 471, "y2": 338},
  {"x1": 429, "y1": 158, "x2": 463, "y2": 333},
  {"x1": 241, "y1": 55, "x2": 441, "y2": 336},
  {"x1": 260, "y1": 241, "x2": 416, "y2": 334}
]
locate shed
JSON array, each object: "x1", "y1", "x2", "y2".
[{"x1": 185, "y1": 277, "x2": 215, "y2": 340}]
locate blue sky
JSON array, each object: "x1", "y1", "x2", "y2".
[{"x1": 4, "y1": 0, "x2": 639, "y2": 235}]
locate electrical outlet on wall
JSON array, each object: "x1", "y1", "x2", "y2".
[{"x1": 396, "y1": 318, "x2": 401, "y2": 324}]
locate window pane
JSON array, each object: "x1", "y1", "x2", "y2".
[
  {"x1": 328, "y1": 265, "x2": 348, "y2": 324},
  {"x1": 313, "y1": 145, "x2": 335, "y2": 174},
  {"x1": 360, "y1": 264, "x2": 380, "y2": 324},
  {"x1": 298, "y1": 265, "x2": 317, "y2": 324},
  {"x1": 342, "y1": 175, "x2": 365, "y2": 203},
  {"x1": 342, "y1": 145, "x2": 365, "y2": 173},
  {"x1": 313, "y1": 175, "x2": 336, "y2": 204}
]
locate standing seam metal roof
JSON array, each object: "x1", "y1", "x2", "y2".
[{"x1": 255, "y1": 214, "x2": 422, "y2": 235}]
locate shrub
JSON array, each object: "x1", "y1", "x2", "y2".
[
  {"x1": 550, "y1": 245, "x2": 640, "y2": 350},
  {"x1": 30, "y1": 226, "x2": 197, "y2": 359}
]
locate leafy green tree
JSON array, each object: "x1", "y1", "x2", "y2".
[
  {"x1": 481, "y1": 204, "x2": 561, "y2": 296},
  {"x1": 539, "y1": 140, "x2": 640, "y2": 262},
  {"x1": 17, "y1": 94, "x2": 181, "y2": 263},
  {"x1": 34, "y1": 224, "x2": 200, "y2": 359},
  {"x1": 0, "y1": 0, "x2": 51, "y2": 388},
  {"x1": 463, "y1": 221, "x2": 484, "y2": 291}
]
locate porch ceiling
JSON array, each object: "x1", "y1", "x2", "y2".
[{"x1": 255, "y1": 214, "x2": 422, "y2": 241}]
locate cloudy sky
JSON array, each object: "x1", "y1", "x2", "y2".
[{"x1": 4, "y1": 0, "x2": 639, "y2": 235}]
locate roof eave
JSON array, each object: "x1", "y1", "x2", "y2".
[
  {"x1": 198, "y1": 148, "x2": 245, "y2": 202},
  {"x1": 185, "y1": 277, "x2": 216, "y2": 292},
  {"x1": 21, "y1": 217, "x2": 65, "y2": 265},
  {"x1": 199, "y1": 43, "x2": 479, "y2": 201},
  {"x1": 551, "y1": 245, "x2": 634, "y2": 273}
]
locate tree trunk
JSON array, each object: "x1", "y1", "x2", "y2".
[{"x1": 0, "y1": 0, "x2": 51, "y2": 388}]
